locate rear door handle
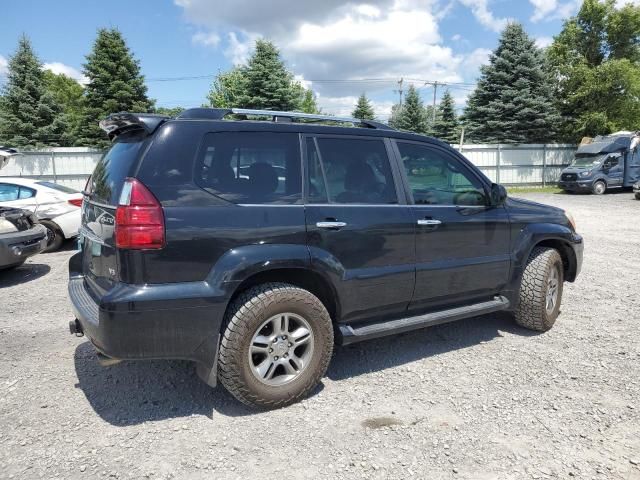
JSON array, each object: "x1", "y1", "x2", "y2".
[
  {"x1": 417, "y1": 219, "x2": 442, "y2": 226},
  {"x1": 316, "y1": 221, "x2": 347, "y2": 229}
]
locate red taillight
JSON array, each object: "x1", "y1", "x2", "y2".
[
  {"x1": 68, "y1": 198, "x2": 83, "y2": 207},
  {"x1": 115, "y1": 178, "x2": 165, "y2": 250}
]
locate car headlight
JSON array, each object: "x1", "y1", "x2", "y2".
[
  {"x1": 579, "y1": 171, "x2": 591, "y2": 177},
  {"x1": 564, "y1": 210, "x2": 577, "y2": 231},
  {"x1": 0, "y1": 218, "x2": 18, "y2": 234}
]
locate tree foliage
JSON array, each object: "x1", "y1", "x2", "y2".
[
  {"x1": 392, "y1": 85, "x2": 429, "y2": 134},
  {"x1": 207, "y1": 67, "x2": 247, "y2": 108},
  {"x1": 548, "y1": 0, "x2": 640, "y2": 139},
  {"x1": 0, "y1": 35, "x2": 68, "y2": 148},
  {"x1": 464, "y1": 23, "x2": 559, "y2": 143},
  {"x1": 352, "y1": 93, "x2": 375, "y2": 120},
  {"x1": 42, "y1": 70, "x2": 85, "y2": 145},
  {"x1": 77, "y1": 28, "x2": 153, "y2": 148},
  {"x1": 153, "y1": 106, "x2": 185, "y2": 117},
  {"x1": 433, "y1": 90, "x2": 459, "y2": 143}
]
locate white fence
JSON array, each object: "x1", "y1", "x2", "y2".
[
  {"x1": 453, "y1": 144, "x2": 577, "y2": 185},
  {"x1": 0, "y1": 147, "x2": 103, "y2": 191},
  {"x1": 0, "y1": 144, "x2": 577, "y2": 189}
]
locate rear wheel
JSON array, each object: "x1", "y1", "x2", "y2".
[
  {"x1": 217, "y1": 283, "x2": 334, "y2": 409},
  {"x1": 40, "y1": 220, "x2": 64, "y2": 252},
  {"x1": 515, "y1": 247, "x2": 564, "y2": 332},
  {"x1": 592, "y1": 180, "x2": 606, "y2": 195}
]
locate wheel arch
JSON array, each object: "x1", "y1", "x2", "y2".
[{"x1": 530, "y1": 238, "x2": 578, "y2": 282}]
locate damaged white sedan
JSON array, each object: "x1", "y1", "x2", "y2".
[{"x1": 0, "y1": 177, "x2": 82, "y2": 251}]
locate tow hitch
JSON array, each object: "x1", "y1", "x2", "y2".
[{"x1": 68, "y1": 319, "x2": 84, "y2": 337}]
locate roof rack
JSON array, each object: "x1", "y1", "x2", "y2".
[{"x1": 177, "y1": 107, "x2": 393, "y2": 130}]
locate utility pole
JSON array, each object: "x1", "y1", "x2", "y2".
[
  {"x1": 432, "y1": 81, "x2": 438, "y2": 125},
  {"x1": 394, "y1": 78, "x2": 404, "y2": 106}
]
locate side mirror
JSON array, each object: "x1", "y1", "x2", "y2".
[{"x1": 490, "y1": 183, "x2": 507, "y2": 206}]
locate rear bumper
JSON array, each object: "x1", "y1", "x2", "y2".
[
  {"x1": 68, "y1": 265, "x2": 227, "y2": 373},
  {"x1": 0, "y1": 224, "x2": 47, "y2": 268},
  {"x1": 558, "y1": 180, "x2": 592, "y2": 191}
]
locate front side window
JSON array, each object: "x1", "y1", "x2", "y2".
[
  {"x1": 18, "y1": 187, "x2": 35, "y2": 199},
  {"x1": 197, "y1": 132, "x2": 301, "y2": 205},
  {"x1": 397, "y1": 142, "x2": 487, "y2": 206},
  {"x1": 307, "y1": 137, "x2": 397, "y2": 204}
]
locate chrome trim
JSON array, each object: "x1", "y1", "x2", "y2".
[
  {"x1": 316, "y1": 221, "x2": 347, "y2": 229},
  {"x1": 417, "y1": 219, "x2": 442, "y2": 226},
  {"x1": 230, "y1": 108, "x2": 392, "y2": 130}
]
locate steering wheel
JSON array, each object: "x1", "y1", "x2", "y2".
[{"x1": 453, "y1": 190, "x2": 485, "y2": 206}]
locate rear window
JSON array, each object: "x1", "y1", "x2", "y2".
[
  {"x1": 196, "y1": 132, "x2": 301, "y2": 205},
  {"x1": 87, "y1": 132, "x2": 145, "y2": 204},
  {"x1": 35, "y1": 181, "x2": 79, "y2": 194}
]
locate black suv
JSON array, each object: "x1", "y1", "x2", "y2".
[{"x1": 68, "y1": 108, "x2": 583, "y2": 408}]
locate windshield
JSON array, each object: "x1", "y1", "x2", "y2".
[{"x1": 571, "y1": 154, "x2": 604, "y2": 167}]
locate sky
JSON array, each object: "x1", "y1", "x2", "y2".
[{"x1": 0, "y1": 0, "x2": 635, "y2": 120}]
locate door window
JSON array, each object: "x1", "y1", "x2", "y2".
[
  {"x1": 0, "y1": 183, "x2": 35, "y2": 201},
  {"x1": 307, "y1": 137, "x2": 397, "y2": 204},
  {"x1": 397, "y1": 142, "x2": 487, "y2": 206},
  {"x1": 196, "y1": 132, "x2": 301, "y2": 204}
]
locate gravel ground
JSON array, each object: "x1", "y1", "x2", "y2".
[{"x1": 1, "y1": 191, "x2": 639, "y2": 480}]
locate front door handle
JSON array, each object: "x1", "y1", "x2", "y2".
[
  {"x1": 316, "y1": 221, "x2": 347, "y2": 229},
  {"x1": 417, "y1": 219, "x2": 442, "y2": 226}
]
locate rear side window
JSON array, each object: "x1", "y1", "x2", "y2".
[
  {"x1": 0, "y1": 183, "x2": 35, "y2": 201},
  {"x1": 87, "y1": 132, "x2": 145, "y2": 205},
  {"x1": 307, "y1": 137, "x2": 397, "y2": 204},
  {"x1": 196, "y1": 132, "x2": 301, "y2": 205}
]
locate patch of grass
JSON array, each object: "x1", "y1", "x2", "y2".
[{"x1": 507, "y1": 186, "x2": 564, "y2": 194}]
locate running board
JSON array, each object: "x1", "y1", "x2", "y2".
[{"x1": 339, "y1": 296, "x2": 510, "y2": 345}]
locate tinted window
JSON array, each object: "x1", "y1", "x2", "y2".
[
  {"x1": 87, "y1": 131, "x2": 145, "y2": 204},
  {"x1": 18, "y1": 187, "x2": 35, "y2": 199},
  {"x1": 308, "y1": 137, "x2": 397, "y2": 204},
  {"x1": 0, "y1": 183, "x2": 20, "y2": 201},
  {"x1": 397, "y1": 142, "x2": 487, "y2": 206},
  {"x1": 196, "y1": 132, "x2": 301, "y2": 204},
  {"x1": 36, "y1": 181, "x2": 79, "y2": 193}
]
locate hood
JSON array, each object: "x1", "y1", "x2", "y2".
[{"x1": 506, "y1": 196, "x2": 565, "y2": 217}]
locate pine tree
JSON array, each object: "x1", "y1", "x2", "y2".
[
  {"x1": 0, "y1": 35, "x2": 68, "y2": 148},
  {"x1": 394, "y1": 85, "x2": 429, "y2": 134},
  {"x1": 464, "y1": 23, "x2": 559, "y2": 143},
  {"x1": 433, "y1": 90, "x2": 460, "y2": 143},
  {"x1": 352, "y1": 93, "x2": 375, "y2": 120},
  {"x1": 237, "y1": 40, "x2": 300, "y2": 111},
  {"x1": 77, "y1": 29, "x2": 153, "y2": 147}
]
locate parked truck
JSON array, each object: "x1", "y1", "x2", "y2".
[{"x1": 558, "y1": 132, "x2": 640, "y2": 195}]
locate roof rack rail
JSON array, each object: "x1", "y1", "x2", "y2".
[{"x1": 177, "y1": 107, "x2": 393, "y2": 130}]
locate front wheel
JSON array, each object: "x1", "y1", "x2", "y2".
[
  {"x1": 515, "y1": 247, "x2": 564, "y2": 332},
  {"x1": 40, "y1": 220, "x2": 64, "y2": 252},
  {"x1": 217, "y1": 283, "x2": 334, "y2": 409},
  {"x1": 592, "y1": 180, "x2": 606, "y2": 195}
]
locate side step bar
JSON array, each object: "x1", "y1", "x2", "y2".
[{"x1": 339, "y1": 296, "x2": 510, "y2": 345}]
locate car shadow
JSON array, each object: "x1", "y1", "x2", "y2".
[
  {"x1": 327, "y1": 312, "x2": 536, "y2": 381},
  {"x1": 0, "y1": 262, "x2": 50, "y2": 287},
  {"x1": 74, "y1": 312, "x2": 536, "y2": 425}
]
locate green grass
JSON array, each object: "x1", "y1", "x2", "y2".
[{"x1": 506, "y1": 186, "x2": 564, "y2": 194}]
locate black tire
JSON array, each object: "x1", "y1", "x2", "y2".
[
  {"x1": 592, "y1": 180, "x2": 606, "y2": 195},
  {"x1": 218, "y1": 283, "x2": 334, "y2": 409},
  {"x1": 635, "y1": 192, "x2": 640, "y2": 200},
  {"x1": 40, "y1": 220, "x2": 64, "y2": 252},
  {"x1": 514, "y1": 247, "x2": 564, "y2": 332}
]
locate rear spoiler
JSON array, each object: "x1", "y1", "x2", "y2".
[{"x1": 99, "y1": 113, "x2": 169, "y2": 140}]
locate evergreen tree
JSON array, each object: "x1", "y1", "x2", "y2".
[
  {"x1": 352, "y1": 93, "x2": 375, "y2": 120},
  {"x1": 154, "y1": 106, "x2": 185, "y2": 117},
  {"x1": 42, "y1": 70, "x2": 84, "y2": 145},
  {"x1": 0, "y1": 35, "x2": 68, "y2": 148},
  {"x1": 394, "y1": 85, "x2": 429, "y2": 134},
  {"x1": 237, "y1": 40, "x2": 300, "y2": 111},
  {"x1": 78, "y1": 29, "x2": 153, "y2": 147},
  {"x1": 464, "y1": 23, "x2": 559, "y2": 143},
  {"x1": 433, "y1": 90, "x2": 459, "y2": 143},
  {"x1": 548, "y1": 0, "x2": 640, "y2": 139},
  {"x1": 207, "y1": 67, "x2": 247, "y2": 108}
]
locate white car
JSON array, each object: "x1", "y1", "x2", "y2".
[{"x1": 0, "y1": 177, "x2": 82, "y2": 252}]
